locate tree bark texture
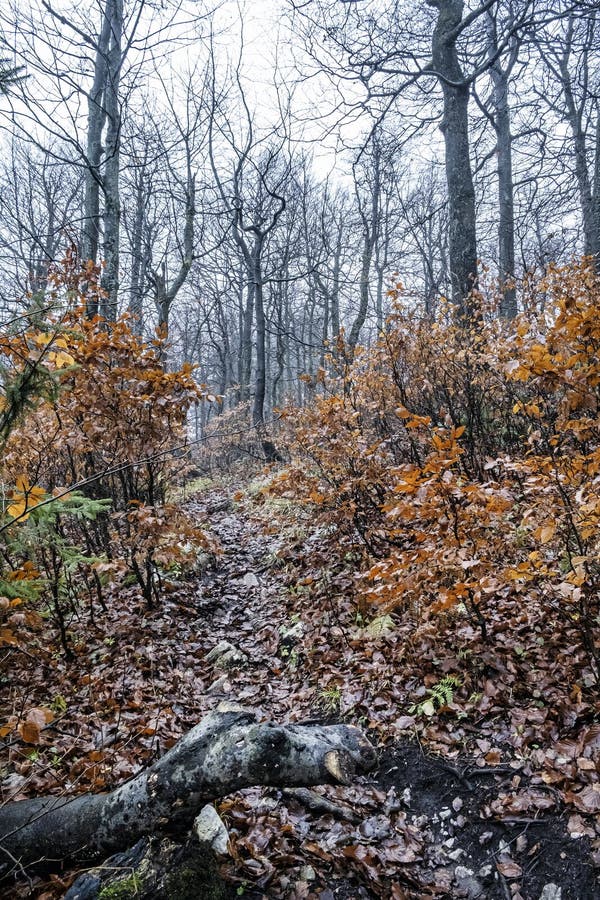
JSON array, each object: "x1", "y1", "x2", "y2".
[
  {"x1": 0, "y1": 708, "x2": 375, "y2": 875},
  {"x1": 487, "y1": 12, "x2": 517, "y2": 318},
  {"x1": 100, "y1": 0, "x2": 123, "y2": 319},
  {"x1": 82, "y1": 3, "x2": 112, "y2": 317},
  {"x1": 64, "y1": 835, "x2": 229, "y2": 900},
  {"x1": 429, "y1": 0, "x2": 478, "y2": 318},
  {"x1": 348, "y1": 148, "x2": 380, "y2": 353}
]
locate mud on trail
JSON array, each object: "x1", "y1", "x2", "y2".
[{"x1": 2, "y1": 483, "x2": 599, "y2": 898}]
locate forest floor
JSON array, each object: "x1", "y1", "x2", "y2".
[{"x1": 2, "y1": 477, "x2": 600, "y2": 899}]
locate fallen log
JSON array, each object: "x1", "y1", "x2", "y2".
[
  {"x1": 64, "y1": 836, "x2": 230, "y2": 900},
  {"x1": 0, "y1": 706, "x2": 375, "y2": 876}
]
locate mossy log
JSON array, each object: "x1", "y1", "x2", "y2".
[{"x1": 64, "y1": 836, "x2": 231, "y2": 900}]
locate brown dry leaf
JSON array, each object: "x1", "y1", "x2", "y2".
[
  {"x1": 567, "y1": 813, "x2": 596, "y2": 838},
  {"x1": 390, "y1": 885, "x2": 408, "y2": 900},
  {"x1": 342, "y1": 845, "x2": 382, "y2": 883},
  {"x1": 0, "y1": 627, "x2": 17, "y2": 645},
  {"x1": 381, "y1": 841, "x2": 419, "y2": 864},
  {"x1": 582, "y1": 725, "x2": 600, "y2": 749},
  {"x1": 303, "y1": 842, "x2": 332, "y2": 862},
  {"x1": 27, "y1": 707, "x2": 55, "y2": 728},
  {"x1": 484, "y1": 750, "x2": 502, "y2": 765},
  {"x1": 565, "y1": 784, "x2": 600, "y2": 813},
  {"x1": 19, "y1": 721, "x2": 40, "y2": 744},
  {"x1": 496, "y1": 860, "x2": 522, "y2": 879},
  {"x1": 0, "y1": 720, "x2": 15, "y2": 739}
]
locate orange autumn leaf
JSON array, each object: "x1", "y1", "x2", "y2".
[{"x1": 6, "y1": 477, "x2": 46, "y2": 521}]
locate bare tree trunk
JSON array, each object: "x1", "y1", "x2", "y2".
[
  {"x1": 252, "y1": 241, "x2": 266, "y2": 426},
  {"x1": 239, "y1": 279, "x2": 254, "y2": 403},
  {"x1": 128, "y1": 164, "x2": 147, "y2": 334},
  {"x1": 428, "y1": 0, "x2": 478, "y2": 319},
  {"x1": 348, "y1": 145, "x2": 381, "y2": 352},
  {"x1": 374, "y1": 194, "x2": 391, "y2": 334},
  {"x1": 331, "y1": 219, "x2": 342, "y2": 339},
  {"x1": 153, "y1": 169, "x2": 196, "y2": 337},
  {"x1": 492, "y1": 74, "x2": 516, "y2": 317},
  {"x1": 0, "y1": 708, "x2": 374, "y2": 874},
  {"x1": 320, "y1": 278, "x2": 329, "y2": 367},
  {"x1": 593, "y1": 108, "x2": 600, "y2": 259},
  {"x1": 83, "y1": 5, "x2": 111, "y2": 317},
  {"x1": 100, "y1": 0, "x2": 123, "y2": 320},
  {"x1": 560, "y1": 62, "x2": 596, "y2": 259},
  {"x1": 487, "y1": 13, "x2": 517, "y2": 318},
  {"x1": 539, "y1": 13, "x2": 598, "y2": 263}
]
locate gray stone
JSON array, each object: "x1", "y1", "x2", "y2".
[
  {"x1": 206, "y1": 640, "x2": 248, "y2": 669},
  {"x1": 194, "y1": 804, "x2": 230, "y2": 856},
  {"x1": 206, "y1": 674, "x2": 231, "y2": 695},
  {"x1": 539, "y1": 886, "x2": 562, "y2": 900},
  {"x1": 299, "y1": 865, "x2": 316, "y2": 881},
  {"x1": 454, "y1": 865, "x2": 484, "y2": 899}
]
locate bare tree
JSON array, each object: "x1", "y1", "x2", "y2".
[
  {"x1": 0, "y1": 139, "x2": 82, "y2": 307},
  {"x1": 533, "y1": 7, "x2": 600, "y2": 264},
  {"x1": 480, "y1": 3, "x2": 522, "y2": 316},
  {"x1": 0, "y1": 0, "x2": 204, "y2": 318},
  {"x1": 348, "y1": 134, "x2": 382, "y2": 351},
  {"x1": 290, "y1": 0, "x2": 549, "y2": 318}
]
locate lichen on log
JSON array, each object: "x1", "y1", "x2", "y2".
[{"x1": 0, "y1": 706, "x2": 375, "y2": 877}]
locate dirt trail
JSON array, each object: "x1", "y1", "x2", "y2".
[
  {"x1": 188, "y1": 491, "x2": 312, "y2": 720},
  {"x1": 184, "y1": 488, "x2": 599, "y2": 900},
  {"x1": 3, "y1": 485, "x2": 598, "y2": 899}
]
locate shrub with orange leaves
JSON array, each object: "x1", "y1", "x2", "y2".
[
  {"x1": 0, "y1": 251, "x2": 211, "y2": 655},
  {"x1": 276, "y1": 262, "x2": 600, "y2": 680}
]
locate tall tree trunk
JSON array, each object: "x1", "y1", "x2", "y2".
[
  {"x1": 540, "y1": 13, "x2": 598, "y2": 262},
  {"x1": 593, "y1": 108, "x2": 600, "y2": 259},
  {"x1": 536, "y1": 12, "x2": 598, "y2": 266},
  {"x1": 492, "y1": 73, "x2": 516, "y2": 317},
  {"x1": 560, "y1": 57, "x2": 597, "y2": 260},
  {"x1": 428, "y1": 0, "x2": 478, "y2": 319},
  {"x1": 239, "y1": 280, "x2": 254, "y2": 404},
  {"x1": 331, "y1": 220, "x2": 342, "y2": 339},
  {"x1": 83, "y1": 4, "x2": 112, "y2": 317},
  {"x1": 320, "y1": 279, "x2": 329, "y2": 368},
  {"x1": 129, "y1": 168, "x2": 147, "y2": 334},
  {"x1": 252, "y1": 241, "x2": 266, "y2": 426},
  {"x1": 100, "y1": 0, "x2": 123, "y2": 320},
  {"x1": 374, "y1": 196, "x2": 391, "y2": 334},
  {"x1": 487, "y1": 14, "x2": 517, "y2": 318},
  {"x1": 348, "y1": 148, "x2": 381, "y2": 352}
]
